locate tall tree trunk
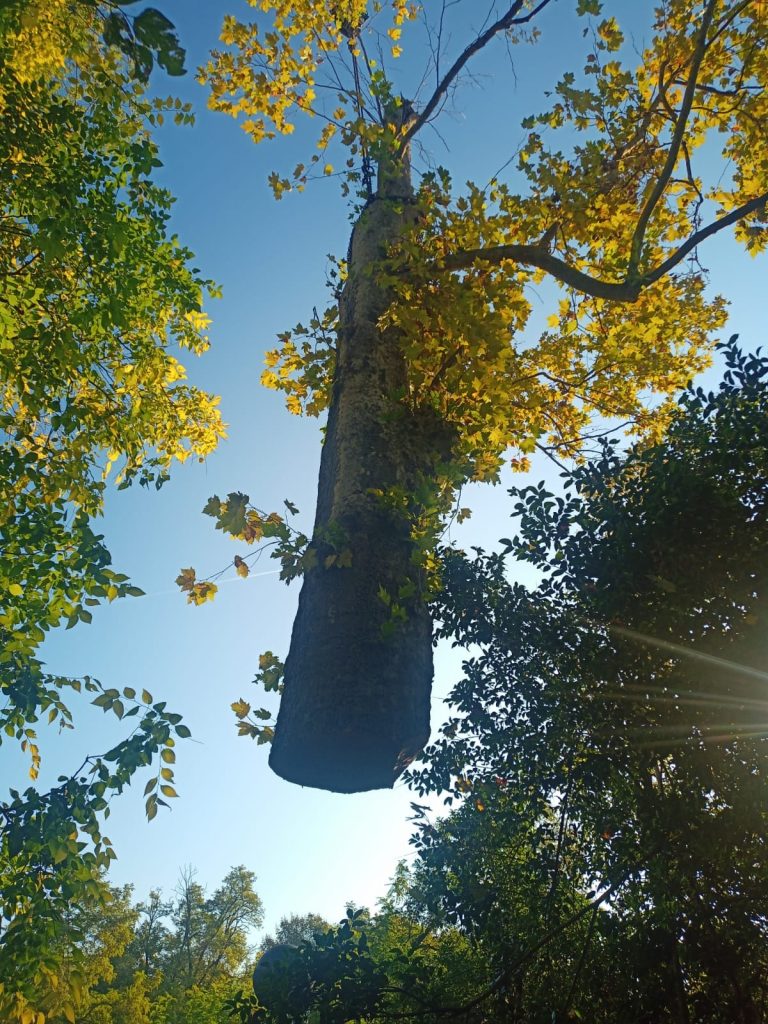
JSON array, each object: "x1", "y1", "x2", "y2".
[{"x1": 270, "y1": 119, "x2": 439, "y2": 792}]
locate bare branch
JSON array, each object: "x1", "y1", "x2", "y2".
[
  {"x1": 401, "y1": 0, "x2": 555, "y2": 150},
  {"x1": 627, "y1": 0, "x2": 719, "y2": 277}
]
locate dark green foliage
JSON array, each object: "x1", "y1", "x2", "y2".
[
  {"x1": 405, "y1": 336, "x2": 768, "y2": 1022},
  {"x1": 102, "y1": 3, "x2": 186, "y2": 82},
  {"x1": 260, "y1": 913, "x2": 331, "y2": 951}
]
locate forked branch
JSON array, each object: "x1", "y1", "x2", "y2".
[
  {"x1": 433, "y1": 190, "x2": 768, "y2": 301},
  {"x1": 401, "y1": 0, "x2": 555, "y2": 149},
  {"x1": 628, "y1": 0, "x2": 719, "y2": 275}
]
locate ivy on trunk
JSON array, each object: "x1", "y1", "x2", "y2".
[{"x1": 270, "y1": 120, "x2": 443, "y2": 790}]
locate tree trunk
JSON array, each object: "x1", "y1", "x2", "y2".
[{"x1": 270, "y1": 121, "x2": 439, "y2": 792}]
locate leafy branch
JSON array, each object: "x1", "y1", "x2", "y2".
[{"x1": 431, "y1": 188, "x2": 768, "y2": 300}]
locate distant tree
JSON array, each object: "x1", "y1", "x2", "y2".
[
  {"x1": 166, "y1": 866, "x2": 264, "y2": 993},
  {"x1": 117, "y1": 890, "x2": 173, "y2": 983},
  {"x1": 260, "y1": 913, "x2": 331, "y2": 951},
  {"x1": 20, "y1": 866, "x2": 263, "y2": 1024},
  {"x1": 107, "y1": 972, "x2": 155, "y2": 1024}
]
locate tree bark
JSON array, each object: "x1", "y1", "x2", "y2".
[{"x1": 269, "y1": 118, "x2": 440, "y2": 792}]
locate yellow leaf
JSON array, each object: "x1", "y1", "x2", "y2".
[
  {"x1": 190, "y1": 581, "x2": 217, "y2": 605},
  {"x1": 175, "y1": 567, "x2": 196, "y2": 593},
  {"x1": 231, "y1": 699, "x2": 251, "y2": 719}
]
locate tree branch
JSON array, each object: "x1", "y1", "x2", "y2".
[
  {"x1": 428, "y1": 191, "x2": 768, "y2": 301},
  {"x1": 434, "y1": 243, "x2": 643, "y2": 301},
  {"x1": 401, "y1": 0, "x2": 556, "y2": 150},
  {"x1": 627, "y1": 0, "x2": 719, "y2": 277},
  {"x1": 641, "y1": 190, "x2": 768, "y2": 285},
  {"x1": 560, "y1": 902, "x2": 600, "y2": 1019}
]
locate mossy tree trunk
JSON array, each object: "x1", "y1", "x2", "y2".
[{"x1": 269, "y1": 126, "x2": 439, "y2": 792}]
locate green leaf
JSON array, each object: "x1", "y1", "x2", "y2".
[
  {"x1": 217, "y1": 492, "x2": 250, "y2": 536},
  {"x1": 133, "y1": 7, "x2": 186, "y2": 77},
  {"x1": 203, "y1": 495, "x2": 222, "y2": 517}
]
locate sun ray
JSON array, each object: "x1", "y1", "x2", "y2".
[{"x1": 608, "y1": 625, "x2": 768, "y2": 685}]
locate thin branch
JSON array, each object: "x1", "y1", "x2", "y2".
[
  {"x1": 560, "y1": 902, "x2": 599, "y2": 1018},
  {"x1": 401, "y1": 0, "x2": 555, "y2": 149},
  {"x1": 546, "y1": 753, "x2": 575, "y2": 915},
  {"x1": 627, "y1": 0, "x2": 719, "y2": 277},
  {"x1": 535, "y1": 442, "x2": 572, "y2": 474},
  {"x1": 4, "y1": 252, "x2": 41, "y2": 277}
]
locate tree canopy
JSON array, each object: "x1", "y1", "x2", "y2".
[
  {"x1": 408, "y1": 334, "x2": 768, "y2": 1021},
  {"x1": 1, "y1": 4, "x2": 223, "y2": 1020},
  {"x1": 4, "y1": 864, "x2": 262, "y2": 1024},
  {"x1": 3, "y1": 3, "x2": 768, "y2": 1022}
]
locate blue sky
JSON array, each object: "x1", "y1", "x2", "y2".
[{"x1": 6, "y1": 0, "x2": 767, "y2": 939}]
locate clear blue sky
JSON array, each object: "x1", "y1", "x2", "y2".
[{"x1": 6, "y1": 0, "x2": 766, "y2": 939}]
